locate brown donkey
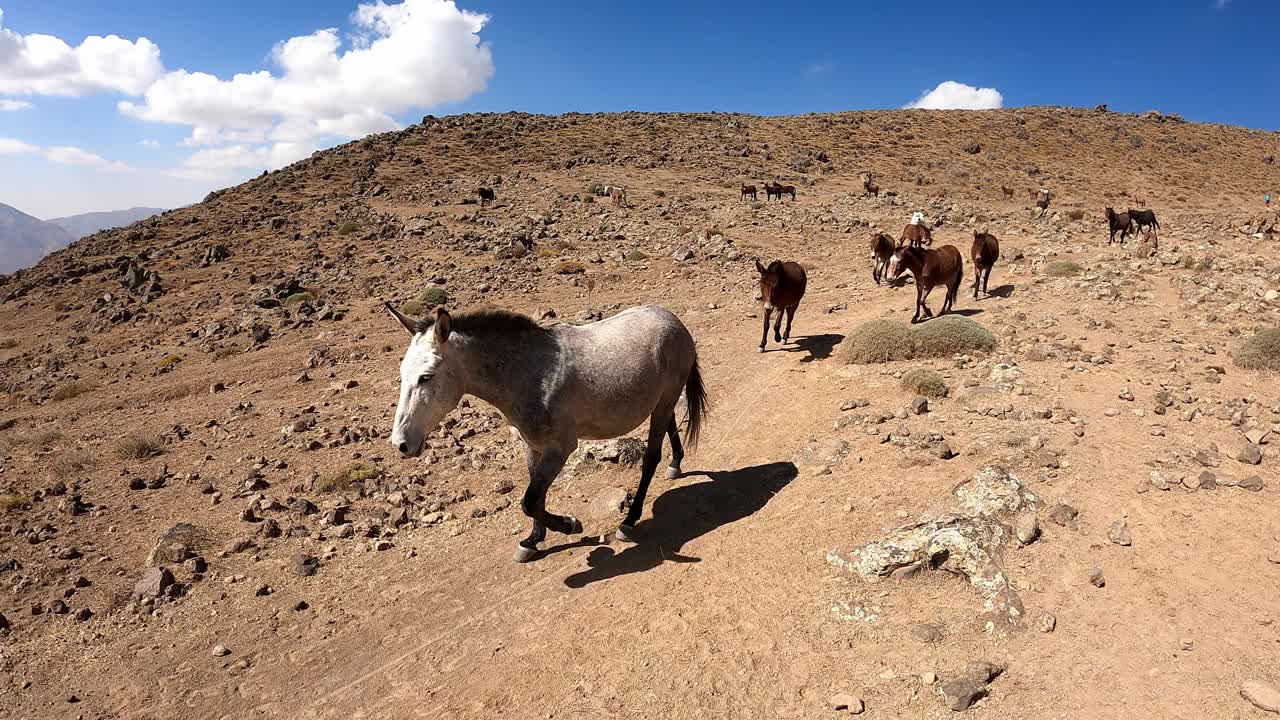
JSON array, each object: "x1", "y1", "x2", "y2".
[
  {"x1": 1105, "y1": 207, "x2": 1133, "y2": 245},
  {"x1": 778, "y1": 184, "x2": 797, "y2": 201},
  {"x1": 890, "y1": 244, "x2": 964, "y2": 323},
  {"x1": 869, "y1": 232, "x2": 896, "y2": 285},
  {"x1": 970, "y1": 230, "x2": 999, "y2": 298},
  {"x1": 741, "y1": 184, "x2": 757, "y2": 201},
  {"x1": 755, "y1": 259, "x2": 807, "y2": 351},
  {"x1": 899, "y1": 221, "x2": 933, "y2": 249}
]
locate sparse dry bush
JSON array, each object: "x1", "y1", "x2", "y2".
[
  {"x1": 900, "y1": 368, "x2": 949, "y2": 398},
  {"x1": 336, "y1": 221, "x2": 360, "y2": 235},
  {"x1": 838, "y1": 319, "x2": 914, "y2": 364},
  {"x1": 1044, "y1": 260, "x2": 1083, "y2": 277},
  {"x1": 51, "y1": 448, "x2": 96, "y2": 479},
  {"x1": 0, "y1": 338, "x2": 17, "y2": 350},
  {"x1": 51, "y1": 380, "x2": 94, "y2": 402},
  {"x1": 115, "y1": 434, "x2": 165, "y2": 460},
  {"x1": 419, "y1": 287, "x2": 449, "y2": 306},
  {"x1": 1234, "y1": 328, "x2": 1280, "y2": 371},
  {"x1": 555, "y1": 260, "x2": 585, "y2": 275},
  {"x1": 910, "y1": 316, "x2": 996, "y2": 357},
  {"x1": 317, "y1": 461, "x2": 379, "y2": 493},
  {"x1": 0, "y1": 494, "x2": 29, "y2": 512}
]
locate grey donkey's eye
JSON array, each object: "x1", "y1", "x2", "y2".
[{"x1": 418, "y1": 373, "x2": 433, "y2": 385}]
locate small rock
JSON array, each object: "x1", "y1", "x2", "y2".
[
  {"x1": 1239, "y1": 475, "x2": 1264, "y2": 492},
  {"x1": 934, "y1": 442, "x2": 956, "y2": 460},
  {"x1": 1118, "y1": 387, "x2": 1134, "y2": 401},
  {"x1": 254, "y1": 584, "x2": 272, "y2": 597},
  {"x1": 212, "y1": 644, "x2": 231, "y2": 657},
  {"x1": 1036, "y1": 610, "x2": 1057, "y2": 633},
  {"x1": 939, "y1": 677, "x2": 987, "y2": 712},
  {"x1": 589, "y1": 487, "x2": 631, "y2": 520},
  {"x1": 1197, "y1": 471, "x2": 1218, "y2": 490},
  {"x1": 909, "y1": 623, "x2": 943, "y2": 644},
  {"x1": 829, "y1": 692, "x2": 864, "y2": 714},
  {"x1": 493, "y1": 478, "x2": 515, "y2": 494},
  {"x1": 293, "y1": 554, "x2": 320, "y2": 577},
  {"x1": 911, "y1": 397, "x2": 929, "y2": 415},
  {"x1": 1048, "y1": 503, "x2": 1079, "y2": 529},
  {"x1": 1014, "y1": 512, "x2": 1039, "y2": 545},
  {"x1": 1088, "y1": 566, "x2": 1105, "y2": 588},
  {"x1": 1242, "y1": 680, "x2": 1280, "y2": 714},
  {"x1": 1237, "y1": 443, "x2": 1263, "y2": 465},
  {"x1": 1107, "y1": 518, "x2": 1132, "y2": 547},
  {"x1": 132, "y1": 567, "x2": 174, "y2": 599},
  {"x1": 1179, "y1": 638, "x2": 1194, "y2": 651}
]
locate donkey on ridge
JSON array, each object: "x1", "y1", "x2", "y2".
[{"x1": 386, "y1": 304, "x2": 708, "y2": 563}]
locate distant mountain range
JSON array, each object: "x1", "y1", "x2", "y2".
[{"x1": 0, "y1": 204, "x2": 165, "y2": 274}]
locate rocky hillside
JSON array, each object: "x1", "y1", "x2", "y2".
[{"x1": 0, "y1": 107, "x2": 1279, "y2": 718}]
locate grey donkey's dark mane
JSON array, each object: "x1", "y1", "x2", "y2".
[{"x1": 414, "y1": 307, "x2": 547, "y2": 337}]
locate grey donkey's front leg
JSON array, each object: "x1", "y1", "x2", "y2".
[{"x1": 513, "y1": 446, "x2": 582, "y2": 563}]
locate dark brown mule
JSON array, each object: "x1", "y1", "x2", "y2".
[
  {"x1": 778, "y1": 184, "x2": 797, "y2": 201},
  {"x1": 869, "y1": 232, "x2": 895, "y2": 285},
  {"x1": 899, "y1": 222, "x2": 933, "y2": 249},
  {"x1": 1128, "y1": 208, "x2": 1159, "y2": 233},
  {"x1": 863, "y1": 174, "x2": 880, "y2": 197},
  {"x1": 741, "y1": 184, "x2": 757, "y2": 201},
  {"x1": 970, "y1": 230, "x2": 999, "y2": 298},
  {"x1": 477, "y1": 187, "x2": 496, "y2": 206},
  {"x1": 1105, "y1": 207, "x2": 1134, "y2": 244},
  {"x1": 763, "y1": 182, "x2": 782, "y2": 201},
  {"x1": 1036, "y1": 191, "x2": 1051, "y2": 212},
  {"x1": 755, "y1": 259, "x2": 807, "y2": 351},
  {"x1": 1000, "y1": 185, "x2": 1015, "y2": 199},
  {"x1": 890, "y1": 244, "x2": 964, "y2": 323}
]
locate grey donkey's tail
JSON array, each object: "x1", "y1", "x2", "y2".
[{"x1": 683, "y1": 356, "x2": 709, "y2": 450}]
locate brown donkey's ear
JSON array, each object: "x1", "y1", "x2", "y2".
[
  {"x1": 433, "y1": 307, "x2": 452, "y2": 343},
  {"x1": 754, "y1": 258, "x2": 766, "y2": 274},
  {"x1": 385, "y1": 302, "x2": 417, "y2": 335}
]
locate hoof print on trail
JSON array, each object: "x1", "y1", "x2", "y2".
[{"x1": 827, "y1": 466, "x2": 1041, "y2": 634}]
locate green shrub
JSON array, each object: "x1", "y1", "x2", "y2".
[
  {"x1": 336, "y1": 221, "x2": 360, "y2": 236},
  {"x1": 624, "y1": 249, "x2": 648, "y2": 262},
  {"x1": 51, "y1": 380, "x2": 94, "y2": 402},
  {"x1": 1234, "y1": 327, "x2": 1280, "y2": 371},
  {"x1": 900, "y1": 368, "x2": 950, "y2": 397},
  {"x1": 910, "y1": 316, "x2": 996, "y2": 357},
  {"x1": 284, "y1": 292, "x2": 315, "y2": 305},
  {"x1": 838, "y1": 319, "x2": 914, "y2": 364},
  {"x1": 653, "y1": 189, "x2": 666, "y2": 197},
  {"x1": 115, "y1": 435, "x2": 165, "y2": 460},
  {"x1": 1044, "y1": 260, "x2": 1082, "y2": 277},
  {"x1": 555, "y1": 260, "x2": 586, "y2": 275},
  {"x1": 585, "y1": 183, "x2": 604, "y2": 196},
  {"x1": 400, "y1": 300, "x2": 427, "y2": 317},
  {"x1": 418, "y1": 287, "x2": 449, "y2": 306}
]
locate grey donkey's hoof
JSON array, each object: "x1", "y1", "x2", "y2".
[
  {"x1": 513, "y1": 544, "x2": 539, "y2": 563},
  {"x1": 665, "y1": 465, "x2": 682, "y2": 480},
  {"x1": 615, "y1": 524, "x2": 639, "y2": 544},
  {"x1": 758, "y1": 346, "x2": 765, "y2": 353},
  {"x1": 563, "y1": 515, "x2": 583, "y2": 535}
]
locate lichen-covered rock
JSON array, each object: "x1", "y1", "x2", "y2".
[{"x1": 827, "y1": 466, "x2": 1039, "y2": 633}]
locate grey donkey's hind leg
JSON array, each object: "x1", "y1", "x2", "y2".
[
  {"x1": 513, "y1": 446, "x2": 583, "y2": 563},
  {"x1": 616, "y1": 413, "x2": 672, "y2": 543},
  {"x1": 664, "y1": 415, "x2": 684, "y2": 480}
]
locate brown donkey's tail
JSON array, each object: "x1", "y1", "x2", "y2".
[{"x1": 683, "y1": 355, "x2": 709, "y2": 451}]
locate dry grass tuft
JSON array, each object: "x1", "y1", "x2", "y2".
[
  {"x1": 1044, "y1": 260, "x2": 1083, "y2": 277},
  {"x1": 51, "y1": 380, "x2": 94, "y2": 402},
  {"x1": 115, "y1": 434, "x2": 165, "y2": 460},
  {"x1": 51, "y1": 448, "x2": 96, "y2": 478},
  {"x1": 317, "y1": 461, "x2": 380, "y2": 493},
  {"x1": 838, "y1": 319, "x2": 915, "y2": 364},
  {"x1": 900, "y1": 368, "x2": 950, "y2": 398},
  {"x1": 0, "y1": 494, "x2": 29, "y2": 512}
]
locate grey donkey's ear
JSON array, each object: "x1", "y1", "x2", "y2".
[
  {"x1": 384, "y1": 302, "x2": 417, "y2": 335},
  {"x1": 433, "y1": 307, "x2": 452, "y2": 343}
]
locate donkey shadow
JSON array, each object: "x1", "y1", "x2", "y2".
[
  {"x1": 788, "y1": 333, "x2": 844, "y2": 363},
  {"x1": 986, "y1": 284, "x2": 1015, "y2": 299},
  {"x1": 560, "y1": 461, "x2": 797, "y2": 589}
]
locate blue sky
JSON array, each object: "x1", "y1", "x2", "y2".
[{"x1": 0, "y1": 0, "x2": 1273, "y2": 219}]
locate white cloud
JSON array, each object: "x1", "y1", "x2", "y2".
[
  {"x1": 45, "y1": 145, "x2": 131, "y2": 171},
  {"x1": 0, "y1": 98, "x2": 32, "y2": 111},
  {"x1": 0, "y1": 9, "x2": 163, "y2": 97},
  {"x1": 904, "y1": 81, "x2": 1004, "y2": 110},
  {"x1": 0, "y1": 136, "x2": 38, "y2": 153},
  {"x1": 119, "y1": 0, "x2": 493, "y2": 180},
  {"x1": 139, "y1": 139, "x2": 161, "y2": 149}
]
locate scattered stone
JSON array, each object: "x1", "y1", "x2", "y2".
[
  {"x1": 1088, "y1": 567, "x2": 1106, "y2": 588},
  {"x1": 589, "y1": 487, "x2": 631, "y2": 520},
  {"x1": 939, "y1": 661, "x2": 1004, "y2": 711},
  {"x1": 133, "y1": 567, "x2": 175, "y2": 600},
  {"x1": 1239, "y1": 476, "x2": 1264, "y2": 492},
  {"x1": 909, "y1": 623, "x2": 943, "y2": 644},
  {"x1": 294, "y1": 600, "x2": 310, "y2": 612},
  {"x1": 293, "y1": 554, "x2": 320, "y2": 577},
  {"x1": 911, "y1": 397, "x2": 929, "y2": 415},
  {"x1": 254, "y1": 584, "x2": 272, "y2": 597},
  {"x1": 212, "y1": 644, "x2": 231, "y2": 657},
  {"x1": 493, "y1": 478, "x2": 515, "y2": 494},
  {"x1": 1035, "y1": 610, "x2": 1057, "y2": 633},
  {"x1": 1107, "y1": 519, "x2": 1132, "y2": 547},
  {"x1": 1237, "y1": 443, "x2": 1263, "y2": 465},
  {"x1": 1242, "y1": 680, "x2": 1280, "y2": 714},
  {"x1": 1197, "y1": 471, "x2": 1218, "y2": 490},
  {"x1": 1194, "y1": 449, "x2": 1221, "y2": 468},
  {"x1": 1014, "y1": 512, "x2": 1039, "y2": 545},
  {"x1": 1048, "y1": 503, "x2": 1079, "y2": 529},
  {"x1": 1118, "y1": 387, "x2": 1135, "y2": 401},
  {"x1": 829, "y1": 692, "x2": 864, "y2": 714}
]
